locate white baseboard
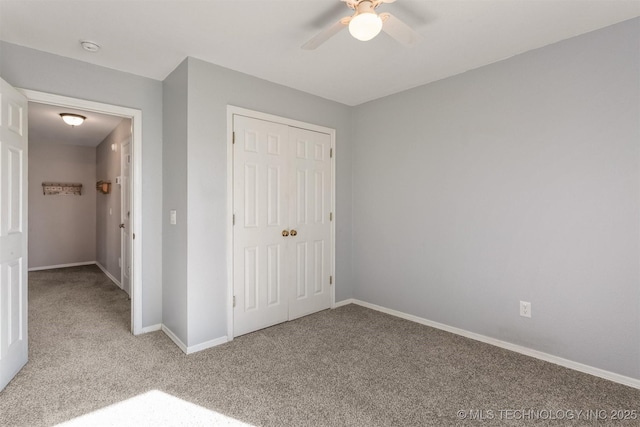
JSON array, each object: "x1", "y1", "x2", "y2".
[
  {"x1": 340, "y1": 299, "x2": 640, "y2": 390},
  {"x1": 186, "y1": 336, "x2": 228, "y2": 354},
  {"x1": 161, "y1": 325, "x2": 188, "y2": 353},
  {"x1": 140, "y1": 324, "x2": 162, "y2": 334},
  {"x1": 333, "y1": 298, "x2": 355, "y2": 308},
  {"x1": 161, "y1": 324, "x2": 228, "y2": 355},
  {"x1": 95, "y1": 261, "x2": 122, "y2": 288},
  {"x1": 28, "y1": 261, "x2": 96, "y2": 272}
]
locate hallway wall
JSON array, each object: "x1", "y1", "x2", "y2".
[{"x1": 28, "y1": 143, "x2": 97, "y2": 269}]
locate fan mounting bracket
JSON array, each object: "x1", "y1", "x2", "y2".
[{"x1": 341, "y1": 0, "x2": 387, "y2": 11}]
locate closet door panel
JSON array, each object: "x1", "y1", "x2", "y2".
[
  {"x1": 233, "y1": 116, "x2": 289, "y2": 337},
  {"x1": 288, "y1": 127, "x2": 332, "y2": 320}
]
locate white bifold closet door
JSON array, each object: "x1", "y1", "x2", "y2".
[{"x1": 233, "y1": 115, "x2": 332, "y2": 337}]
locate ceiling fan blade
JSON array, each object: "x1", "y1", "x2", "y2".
[
  {"x1": 302, "y1": 17, "x2": 351, "y2": 50},
  {"x1": 380, "y1": 0, "x2": 397, "y2": 3},
  {"x1": 380, "y1": 13, "x2": 420, "y2": 45}
]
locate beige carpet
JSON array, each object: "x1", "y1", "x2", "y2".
[{"x1": 0, "y1": 265, "x2": 638, "y2": 426}]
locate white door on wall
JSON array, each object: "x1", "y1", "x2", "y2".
[
  {"x1": 0, "y1": 78, "x2": 28, "y2": 391},
  {"x1": 233, "y1": 115, "x2": 333, "y2": 337},
  {"x1": 121, "y1": 139, "x2": 131, "y2": 296},
  {"x1": 287, "y1": 126, "x2": 332, "y2": 320},
  {"x1": 233, "y1": 116, "x2": 290, "y2": 336}
]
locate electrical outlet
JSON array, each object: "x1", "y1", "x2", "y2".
[
  {"x1": 170, "y1": 210, "x2": 177, "y2": 225},
  {"x1": 520, "y1": 301, "x2": 531, "y2": 318}
]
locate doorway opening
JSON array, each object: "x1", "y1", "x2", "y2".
[{"x1": 22, "y1": 89, "x2": 143, "y2": 335}]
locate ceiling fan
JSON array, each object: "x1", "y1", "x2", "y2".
[{"x1": 302, "y1": 0, "x2": 420, "y2": 50}]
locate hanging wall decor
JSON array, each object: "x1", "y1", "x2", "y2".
[
  {"x1": 96, "y1": 181, "x2": 111, "y2": 194},
  {"x1": 42, "y1": 182, "x2": 83, "y2": 196}
]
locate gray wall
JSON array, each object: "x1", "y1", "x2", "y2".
[
  {"x1": 96, "y1": 119, "x2": 131, "y2": 292},
  {"x1": 161, "y1": 57, "x2": 353, "y2": 346},
  {"x1": 1, "y1": 42, "x2": 163, "y2": 328},
  {"x1": 28, "y1": 143, "x2": 96, "y2": 268},
  {"x1": 351, "y1": 18, "x2": 640, "y2": 379},
  {"x1": 162, "y1": 59, "x2": 189, "y2": 342}
]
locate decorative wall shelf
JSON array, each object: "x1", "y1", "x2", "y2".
[{"x1": 42, "y1": 182, "x2": 82, "y2": 196}]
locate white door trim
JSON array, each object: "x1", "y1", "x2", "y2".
[
  {"x1": 19, "y1": 89, "x2": 144, "y2": 336},
  {"x1": 226, "y1": 105, "x2": 336, "y2": 340}
]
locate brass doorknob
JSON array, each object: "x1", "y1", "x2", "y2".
[
  {"x1": 290, "y1": 229, "x2": 297, "y2": 236},
  {"x1": 282, "y1": 230, "x2": 289, "y2": 237}
]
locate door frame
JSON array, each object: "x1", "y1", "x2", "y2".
[
  {"x1": 226, "y1": 105, "x2": 336, "y2": 340},
  {"x1": 19, "y1": 89, "x2": 144, "y2": 335}
]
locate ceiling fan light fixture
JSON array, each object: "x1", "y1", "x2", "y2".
[
  {"x1": 349, "y1": 12, "x2": 383, "y2": 41},
  {"x1": 347, "y1": 1, "x2": 383, "y2": 41},
  {"x1": 301, "y1": 0, "x2": 419, "y2": 50},
  {"x1": 60, "y1": 113, "x2": 86, "y2": 127}
]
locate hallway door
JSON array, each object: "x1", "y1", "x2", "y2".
[
  {"x1": 121, "y1": 139, "x2": 131, "y2": 295},
  {"x1": 0, "y1": 78, "x2": 28, "y2": 391}
]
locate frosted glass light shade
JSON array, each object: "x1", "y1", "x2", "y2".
[
  {"x1": 348, "y1": 12, "x2": 383, "y2": 41},
  {"x1": 60, "y1": 113, "x2": 86, "y2": 126}
]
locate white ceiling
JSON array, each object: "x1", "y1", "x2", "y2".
[
  {"x1": 28, "y1": 102, "x2": 124, "y2": 148},
  {"x1": 1, "y1": 0, "x2": 639, "y2": 106}
]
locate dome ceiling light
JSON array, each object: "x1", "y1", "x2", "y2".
[{"x1": 60, "y1": 113, "x2": 86, "y2": 127}]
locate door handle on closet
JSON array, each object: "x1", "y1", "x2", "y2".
[
  {"x1": 119, "y1": 224, "x2": 125, "y2": 229},
  {"x1": 290, "y1": 230, "x2": 297, "y2": 236},
  {"x1": 282, "y1": 230, "x2": 289, "y2": 237}
]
